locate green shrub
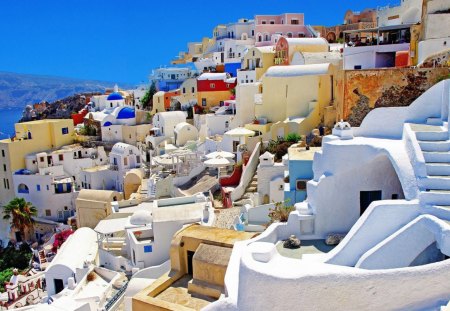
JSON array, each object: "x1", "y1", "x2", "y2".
[{"x1": 285, "y1": 133, "x2": 301, "y2": 143}]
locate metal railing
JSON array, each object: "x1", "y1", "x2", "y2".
[{"x1": 105, "y1": 281, "x2": 129, "y2": 311}]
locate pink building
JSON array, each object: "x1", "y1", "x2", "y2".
[{"x1": 254, "y1": 13, "x2": 315, "y2": 46}]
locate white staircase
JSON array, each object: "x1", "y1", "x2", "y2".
[{"x1": 410, "y1": 123, "x2": 450, "y2": 208}]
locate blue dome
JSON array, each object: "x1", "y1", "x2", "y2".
[
  {"x1": 117, "y1": 107, "x2": 135, "y2": 119},
  {"x1": 104, "y1": 121, "x2": 112, "y2": 127},
  {"x1": 107, "y1": 92, "x2": 124, "y2": 101}
]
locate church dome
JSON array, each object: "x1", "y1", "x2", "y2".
[
  {"x1": 107, "y1": 92, "x2": 124, "y2": 101},
  {"x1": 116, "y1": 107, "x2": 135, "y2": 119},
  {"x1": 130, "y1": 210, "x2": 152, "y2": 226}
]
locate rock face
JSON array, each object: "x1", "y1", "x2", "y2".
[
  {"x1": 325, "y1": 233, "x2": 346, "y2": 246},
  {"x1": 283, "y1": 235, "x2": 301, "y2": 249},
  {"x1": 343, "y1": 67, "x2": 450, "y2": 126}
]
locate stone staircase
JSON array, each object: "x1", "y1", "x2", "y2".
[
  {"x1": 411, "y1": 121, "x2": 450, "y2": 209},
  {"x1": 234, "y1": 174, "x2": 258, "y2": 206}
]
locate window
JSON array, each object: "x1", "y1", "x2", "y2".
[
  {"x1": 45, "y1": 210, "x2": 51, "y2": 217},
  {"x1": 1, "y1": 150, "x2": 4, "y2": 157},
  {"x1": 287, "y1": 32, "x2": 293, "y2": 38},
  {"x1": 18, "y1": 183, "x2": 29, "y2": 194},
  {"x1": 136, "y1": 156, "x2": 140, "y2": 163},
  {"x1": 264, "y1": 34, "x2": 269, "y2": 41},
  {"x1": 3, "y1": 164, "x2": 5, "y2": 172},
  {"x1": 62, "y1": 127, "x2": 69, "y2": 135},
  {"x1": 37, "y1": 184, "x2": 41, "y2": 191},
  {"x1": 191, "y1": 87, "x2": 195, "y2": 93},
  {"x1": 261, "y1": 20, "x2": 266, "y2": 24},
  {"x1": 291, "y1": 19, "x2": 299, "y2": 25},
  {"x1": 183, "y1": 88, "x2": 186, "y2": 94},
  {"x1": 3, "y1": 179, "x2": 6, "y2": 189},
  {"x1": 58, "y1": 154, "x2": 64, "y2": 161},
  {"x1": 296, "y1": 179, "x2": 307, "y2": 191},
  {"x1": 6, "y1": 179, "x2": 9, "y2": 189},
  {"x1": 46, "y1": 185, "x2": 49, "y2": 191},
  {"x1": 144, "y1": 245, "x2": 152, "y2": 253},
  {"x1": 210, "y1": 83, "x2": 215, "y2": 89},
  {"x1": 225, "y1": 121, "x2": 229, "y2": 128},
  {"x1": 40, "y1": 157, "x2": 45, "y2": 162},
  {"x1": 251, "y1": 30, "x2": 254, "y2": 36},
  {"x1": 270, "y1": 20, "x2": 275, "y2": 24},
  {"x1": 124, "y1": 157, "x2": 128, "y2": 166}
]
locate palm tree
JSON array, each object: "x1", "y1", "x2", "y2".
[{"x1": 3, "y1": 198, "x2": 37, "y2": 241}]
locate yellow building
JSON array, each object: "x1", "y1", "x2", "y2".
[
  {"x1": 0, "y1": 119, "x2": 74, "y2": 205},
  {"x1": 132, "y1": 224, "x2": 255, "y2": 311},
  {"x1": 253, "y1": 63, "x2": 339, "y2": 139},
  {"x1": 75, "y1": 189, "x2": 123, "y2": 229}
]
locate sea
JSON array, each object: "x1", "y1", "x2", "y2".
[{"x1": 0, "y1": 107, "x2": 24, "y2": 140}]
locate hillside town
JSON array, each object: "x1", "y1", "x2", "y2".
[{"x1": 0, "y1": 0, "x2": 449, "y2": 310}]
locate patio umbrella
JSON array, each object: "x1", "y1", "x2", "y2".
[
  {"x1": 224, "y1": 127, "x2": 255, "y2": 137},
  {"x1": 205, "y1": 150, "x2": 235, "y2": 159},
  {"x1": 204, "y1": 156, "x2": 235, "y2": 168},
  {"x1": 204, "y1": 156, "x2": 235, "y2": 178}
]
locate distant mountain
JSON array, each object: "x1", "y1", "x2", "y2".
[{"x1": 0, "y1": 71, "x2": 134, "y2": 109}]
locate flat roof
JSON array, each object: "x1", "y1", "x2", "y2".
[
  {"x1": 175, "y1": 224, "x2": 256, "y2": 246},
  {"x1": 83, "y1": 165, "x2": 109, "y2": 173},
  {"x1": 288, "y1": 145, "x2": 321, "y2": 161},
  {"x1": 153, "y1": 203, "x2": 204, "y2": 223}
]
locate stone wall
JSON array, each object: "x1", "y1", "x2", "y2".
[{"x1": 343, "y1": 67, "x2": 450, "y2": 126}]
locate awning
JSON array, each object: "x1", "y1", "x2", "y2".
[{"x1": 343, "y1": 23, "x2": 416, "y2": 34}]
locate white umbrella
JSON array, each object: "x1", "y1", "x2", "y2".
[
  {"x1": 225, "y1": 127, "x2": 255, "y2": 137},
  {"x1": 204, "y1": 156, "x2": 235, "y2": 168},
  {"x1": 204, "y1": 156, "x2": 235, "y2": 178},
  {"x1": 205, "y1": 150, "x2": 235, "y2": 159}
]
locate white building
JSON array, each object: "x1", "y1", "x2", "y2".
[
  {"x1": 45, "y1": 227, "x2": 98, "y2": 296},
  {"x1": 174, "y1": 122, "x2": 199, "y2": 147},
  {"x1": 24, "y1": 144, "x2": 108, "y2": 190},
  {"x1": 206, "y1": 79, "x2": 450, "y2": 311},
  {"x1": 80, "y1": 143, "x2": 142, "y2": 192},
  {"x1": 95, "y1": 194, "x2": 214, "y2": 271},
  {"x1": 13, "y1": 169, "x2": 75, "y2": 222},
  {"x1": 152, "y1": 111, "x2": 187, "y2": 138}
]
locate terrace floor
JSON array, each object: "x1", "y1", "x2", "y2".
[
  {"x1": 155, "y1": 275, "x2": 215, "y2": 310},
  {"x1": 276, "y1": 239, "x2": 335, "y2": 259}
]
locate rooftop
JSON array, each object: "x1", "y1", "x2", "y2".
[
  {"x1": 288, "y1": 145, "x2": 321, "y2": 161},
  {"x1": 265, "y1": 63, "x2": 331, "y2": 78}
]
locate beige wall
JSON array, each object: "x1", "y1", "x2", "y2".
[{"x1": 75, "y1": 191, "x2": 122, "y2": 229}]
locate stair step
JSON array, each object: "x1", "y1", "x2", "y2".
[
  {"x1": 426, "y1": 163, "x2": 450, "y2": 175},
  {"x1": 427, "y1": 117, "x2": 444, "y2": 126},
  {"x1": 423, "y1": 151, "x2": 450, "y2": 163},
  {"x1": 420, "y1": 190, "x2": 450, "y2": 205},
  {"x1": 431, "y1": 205, "x2": 450, "y2": 213},
  {"x1": 418, "y1": 140, "x2": 450, "y2": 152},
  {"x1": 419, "y1": 176, "x2": 450, "y2": 190},
  {"x1": 415, "y1": 130, "x2": 448, "y2": 141}
]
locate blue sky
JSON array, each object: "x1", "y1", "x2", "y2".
[{"x1": 0, "y1": 0, "x2": 393, "y2": 85}]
